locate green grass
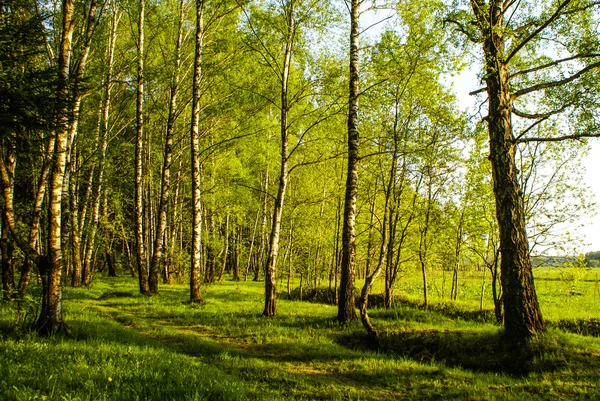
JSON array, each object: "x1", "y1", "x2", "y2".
[
  {"x1": 2, "y1": 271, "x2": 600, "y2": 400},
  {"x1": 357, "y1": 266, "x2": 600, "y2": 321}
]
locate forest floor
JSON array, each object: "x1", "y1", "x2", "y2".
[{"x1": 2, "y1": 273, "x2": 600, "y2": 400}]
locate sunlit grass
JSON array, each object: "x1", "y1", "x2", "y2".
[{"x1": 2, "y1": 270, "x2": 600, "y2": 400}]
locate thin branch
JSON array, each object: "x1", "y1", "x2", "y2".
[
  {"x1": 512, "y1": 103, "x2": 570, "y2": 119},
  {"x1": 288, "y1": 151, "x2": 345, "y2": 174},
  {"x1": 358, "y1": 77, "x2": 390, "y2": 97},
  {"x1": 516, "y1": 132, "x2": 600, "y2": 144},
  {"x1": 512, "y1": 60, "x2": 600, "y2": 99},
  {"x1": 234, "y1": 181, "x2": 277, "y2": 201},
  {"x1": 359, "y1": 13, "x2": 395, "y2": 36},
  {"x1": 513, "y1": 115, "x2": 550, "y2": 143},
  {"x1": 470, "y1": 87, "x2": 486, "y2": 96},
  {"x1": 444, "y1": 19, "x2": 480, "y2": 43},
  {"x1": 505, "y1": 0, "x2": 571, "y2": 64},
  {"x1": 510, "y1": 53, "x2": 600, "y2": 81}
]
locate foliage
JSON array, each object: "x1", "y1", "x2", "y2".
[{"x1": 0, "y1": 0, "x2": 56, "y2": 145}]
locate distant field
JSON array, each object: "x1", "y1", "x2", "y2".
[
  {"x1": 358, "y1": 266, "x2": 600, "y2": 321},
  {"x1": 2, "y1": 273, "x2": 600, "y2": 400}
]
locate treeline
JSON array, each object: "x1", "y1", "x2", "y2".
[
  {"x1": 585, "y1": 252, "x2": 600, "y2": 267},
  {"x1": 1, "y1": 0, "x2": 599, "y2": 342}
]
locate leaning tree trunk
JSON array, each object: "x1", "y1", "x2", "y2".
[
  {"x1": 338, "y1": 0, "x2": 360, "y2": 324},
  {"x1": 189, "y1": 0, "x2": 205, "y2": 304},
  {"x1": 36, "y1": 0, "x2": 75, "y2": 335},
  {"x1": 474, "y1": 0, "x2": 544, "y2": 342},
  {"x1": 359, "y1": 155, "x2": 396, "y2": 336},
  {"x1": 19, "y1": 134, "x2": 54, "y2": 295},
  {"x1": 135, "y1": 0, "x2": 150, "y2": 295}
]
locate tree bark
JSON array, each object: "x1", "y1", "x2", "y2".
[
  {"x1": 36, "y1": 0, "x2": 75, "y2": 335},
  {"x1": 338, "y1": 0, "x2": 360, "y2": 324},
  {"x1": 262, "y1": 0, "x2": 294, "y2": 317},
  {"x1": 189, "y1": 0, "x2": 205, "y2": 304},
  {"x1": 233, "y1": 224, "x2": 241, "y2": 281},
  {"x1": 218, "y1": 214, "x2": 230, "y2": 282},
  {"x1": 254, "y1": 170, "x2": 269, "y2": 282},
  {"x1": 418, "y1": 175, "x2": 434, "y2": 308},
  {"x1": 135, "y1": 0, "x2": 150, "y2": 295},
  {"x1": 69, "y1": 149, "x2": 83, "y2": 287},
  {"x1": 150, "y1": 0, "x2": 184, "y2": 293},
  {"x1": 451, "y1": 211, "x2": 464, "y2": 301},
  {"x1": 471, "y1": 0, "x2": 544, "y2": 341},
  {"x1": 245, "y1": 209, "x2": 260, "y2": 281},
  {"x1": 1, "y1": 216, "x2": 15, "y2": 301},
  {"x1": 80, "y1": 3, "x2": 116, "y2": 287},
  {"x1": 204, "y1": 212, "x2": 217, "y2": 283}
]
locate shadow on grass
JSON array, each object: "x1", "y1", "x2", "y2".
[
  {"x1": 337, "y1": 328, "x2": 590, "y2": 377},
  {"x1": 549, "y1": 318, "x2": 600, "y2": 337}
]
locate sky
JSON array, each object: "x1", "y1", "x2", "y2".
[
  {"x1": 360, "y1": 8, "x2": 600, "y2": 255},
  {"x1": 581, "y1": 145, "x2": 600, "y2": 253},
  {"x1": 450, "y1": 69, "x2": 600, "y2": 255}
]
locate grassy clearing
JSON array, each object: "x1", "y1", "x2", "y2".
[{"x1": 2, "y1": 273, "x2": 600, "y2": 400}]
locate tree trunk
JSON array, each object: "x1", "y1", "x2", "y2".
[
  {"x1": 218, "y1": 214, "x2": 230, "y2": 282},
  {"x1": 472, "y1": 0, "x2": 544, "y2": 341},
  {"x1": 69, "y1": 150, "x2": 83, "y2": 287},
  {"x1": 150, "y1": 0, "x2": 184, "y2": 293},
  {"x1": 262, "y1": 1, "x2": 294, "y2": 317},
  {"x1": 419, "y1": 178, "x2": 433, "y2": 308},
  {"x1": 338, "y1": 0, "x2": 360, "y2": 324},
  {"x1": 451, "y1": 212, "x2": 464, "y2": 301},
  {"x1": 360, "y1": 142, "x2": 399, "y2": 336},
  {"x1": 1, "y1": 216, "x2": 15, "y2": 301},
  {"x1": 233, "y1": 224, "x2": 241, "y2": 281},
  {"x1": 385, "y1": 173, "x2": 420, "y2": 309},
  {"x1": 56, "y1": 0, "x2": 99, "y2": 289},
  {"x1": 254, "y1": 170, "x2": 269, "y2": 282},
  {"x1": 480, "y1": 267, "x2": 486, "y2": 311},
  {"x1": 245, "y1": 209, "x2": 260, "y2": 281},
  {"x1": 204, "y1": 213, "x2": 216, "y2": 283},
  {"x1": 36, "y1": 0, "x2": 76, "y2": 335},
  {"x1": 135, "y1": 0, "x2": 150, "y2": 295},
  {"x1": 189, "y1": 0, "x2": 205, "y2": 304},
  {"x1": 106, "y1": 249, "x2": 117, "y2": 277},
  {"x1": 285, "y1": 222, "x2": 293, "y2": 298},
  {"x1": 365, "y1": 181, "x2": 377, "y2": 281},
  {"x1": 0, "y1": 145, "x2": 45, "y2": 295}
]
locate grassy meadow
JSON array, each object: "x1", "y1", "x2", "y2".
[{"x1": 1, "y1": 266, "x2": 600, "y2": 400}]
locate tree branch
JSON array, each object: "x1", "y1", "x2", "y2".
[
  {"x1": 516, "y1": 132, "x2": 600, "y2": 145},
  {"x1": 513, "y1": 115, "x2": 550, "y2": 143},
  {"x1": 512, "y1": 103, "x2": 570, "y2": 119},
  {"x1": 505, "y1": 0, "x2": 571, "y2": 64},
  {"x1": 512, "y1": 60, "x2": 600, "y2": 99},
  {"x1": 443, "y1": 18, "x2": 481, "y2": 43},
  {"x1": 470, "y1": 87, "x2": 487, "y2": 96},
  {"x1": 510, "y1": 53, "x2": 600, "y2": 81}
]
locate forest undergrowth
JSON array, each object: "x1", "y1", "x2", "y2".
[{"x1": 2, "y1": 273, "x2": 600, "y2": 400}]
